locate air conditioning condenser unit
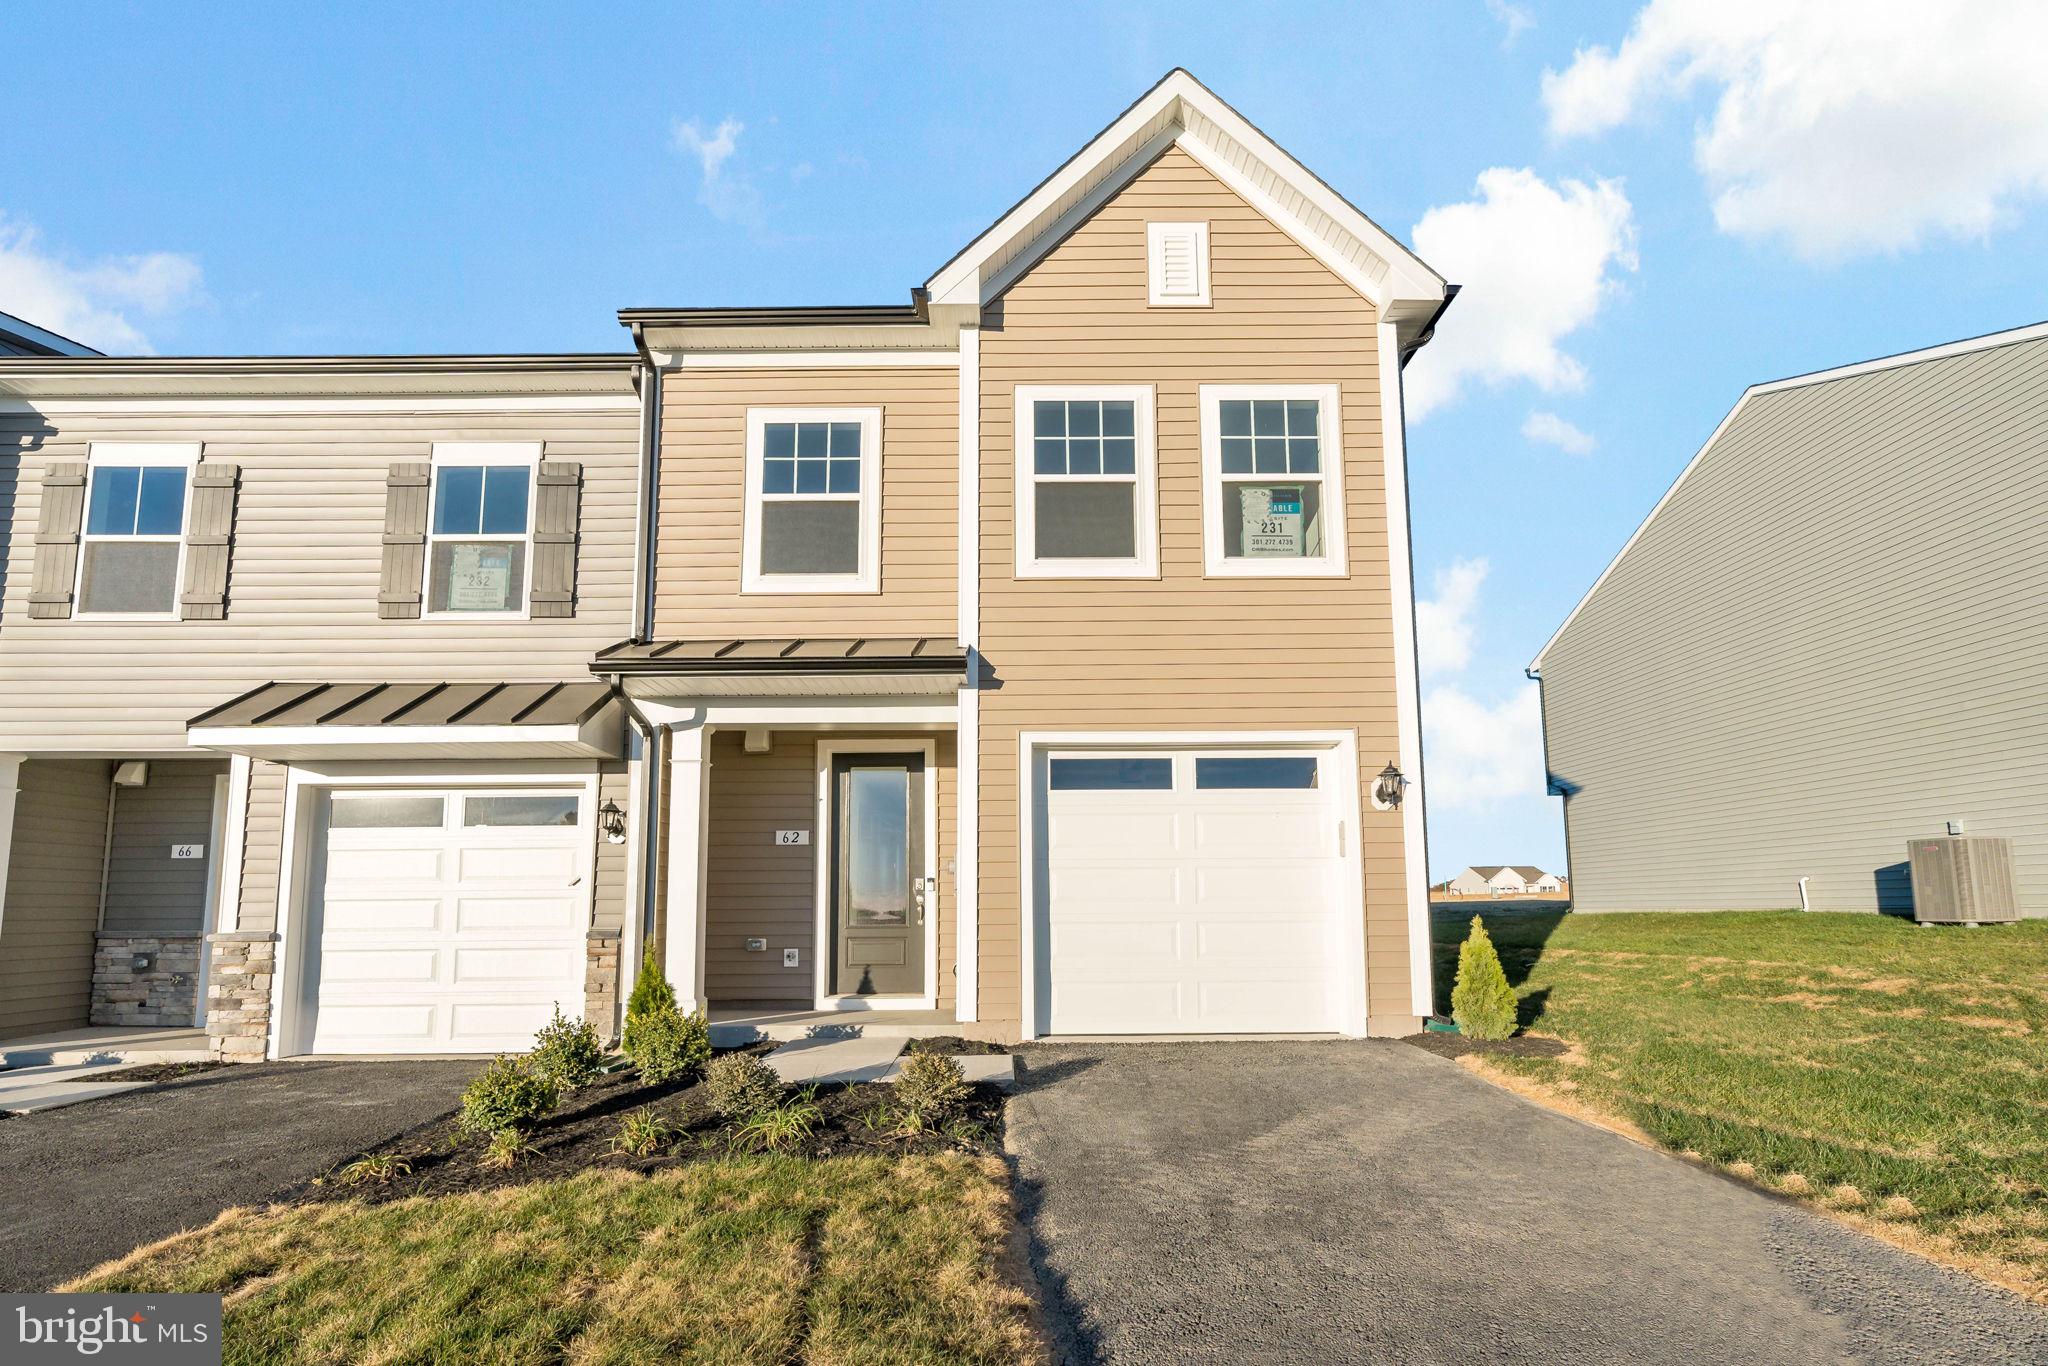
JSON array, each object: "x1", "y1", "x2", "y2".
[{"x1": 1906, "y1": 836, "x2": 2020, "y2": 926}]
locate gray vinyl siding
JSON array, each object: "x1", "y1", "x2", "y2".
[
  {"x1": 0, "y1": 759, "x2": 113, "y2": 1038},
  {"x1": 1539, "y1": 334, "x2": 2048, "y2": 916},
  {"x1": 235, "y1": 760, "x2": 288, "y2": 934},
  {"x1": 592, "y1": 762, "x2": 629, "y2": 935},
  {"x1": 102, "y1": 759, "x2": 227, "y2": 934},
  {"x1": 0, "y1": 404, "x2": 639, "y2": 751}
]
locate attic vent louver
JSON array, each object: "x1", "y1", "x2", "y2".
[{"x1": 1147, "y1": 221, "x2": 1211, "y2": 306}]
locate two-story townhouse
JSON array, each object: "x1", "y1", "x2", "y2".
[
  {"x1": 611, "y1": 70, "x2": 1450, "y2": 1042},
  {"x1": 0, "y1": 354, "x2": 652, "y2": 1058}
]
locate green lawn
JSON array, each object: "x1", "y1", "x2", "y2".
[
  {"x1": 67, "y1": 1154, "x2": 1040, "y2": 1365},
  {"x1": 1433, "y1": 908, "x2": 2048, "y2": 1301}
]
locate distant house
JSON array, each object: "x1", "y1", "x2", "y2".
[
  {"x1": 1443, "y1": 866, "x2": 1564, "y2": 897},
  {"x1": 0, "y1": 309, "x2": 100, "y2": 358},
  {"x1": 1532, "y1": 322, "x2": 2048, "y2": 915}
]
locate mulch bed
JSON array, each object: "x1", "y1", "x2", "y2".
[
  {"x1": 904, "y1": 1036, "x2": 1008, "y2": 1056},
  {"x1": 291, "y1": 1056, "x2": 1006, "y2": 1207},
  {"x1": 1404, "y1": 1031, "x2": 1570, "y2": 1061},
  {"x1": 59, "y1": 1062, "x2": 230, "y2": 1084}
]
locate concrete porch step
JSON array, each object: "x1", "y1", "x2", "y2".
[
  {"x1": 761, "y1": 1037, "x2": 1019, "y2": 1090},
  {"x1": 0, "y1": 1060, "x2": 152, "y2": 1115},
  {"x1": 0, "y1": 1026, "x2": 210, "y2": 1071}
]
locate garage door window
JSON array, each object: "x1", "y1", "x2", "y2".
[
  {"x1": 1048, "y1": 757, "x2": 1172, "y2": 790},
  {"x1": 1195, "y1": 756, "x2": 1319, "y2": 789},
  {"x1": 330, "y1": 795, "x2": 445, "y2": 828},
  {"x1": 462, "y1": 794, "x2": 579, "y2": 827}
]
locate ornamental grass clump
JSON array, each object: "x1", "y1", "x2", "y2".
[
  {"x1": 1451, "y1": 915, "x2": 1520, "y2": 1040},
  {"x1": 705, "y1": 1051, "x2": 784, "y2": 1120}
]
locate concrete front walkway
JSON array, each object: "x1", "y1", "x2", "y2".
[
  {"x1": 1008, "y1": 1041, "x2": 2048, "y2": 1366},
  {"x1": 0, "y1": 1059, "x2": 475, "y2": 1291},
  {"x1": 0, "y1": 1027, "x2": 212, "y2": 1115}
]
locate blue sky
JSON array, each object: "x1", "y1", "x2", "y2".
[{"x1": 8, "y1": 1, "x2": 2047, "y2": 878}]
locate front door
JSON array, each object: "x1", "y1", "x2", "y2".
[{"x1": 830, "y1": 752, "x2": 925, "y2": 996}]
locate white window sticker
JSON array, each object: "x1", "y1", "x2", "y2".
[
  {"x1": 775, "y1": 829, "x2": 811, "y2": 845},
  {"x1": 444, "y1": 543, "x2": 516, "y2": 611},
  {"x1": 170, "y1": 844, "x2": 205, "y2": 860},
  {"x1": 1240, "y1": 485, "x2": 1305, "y2": 557}
]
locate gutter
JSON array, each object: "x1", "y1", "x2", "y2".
[
  {"x1": 1400, "y1": 284, "x2": 1460, "y2": 367},
  {"x1": 626, "y1": 324, "x2": 661, "y2": 645}
]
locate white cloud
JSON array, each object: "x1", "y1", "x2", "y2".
[
  {"x1": 1404, "y1": 169, "x2": 1637, "y2": 419},
  {"x1": 0, "y1": 216, "x2": 202, "y2": 354},
  {"x1": 673, "y1": 116, "x2": 763, "y2": 227},
  {"x1": 1424, "y1": 681, "x2": 1547, "y2": 813},
  {"x1": 1542, "y1": 0, "x2": 2048, "y2": 260},
  {"x1": 1484, "y1": 0, "x2": 1533, "y2": 44},
  {"x1": 1416, "y1": 557, "x2": 1489, "y2": 678},
  {"x1": 1521, "y1": 410, "x2": 1596, "y2": 455}
]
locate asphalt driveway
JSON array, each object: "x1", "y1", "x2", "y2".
[
  {"x1": 0, "y1": 1060, "x2": 475, "y2": 1290},
  {"x1": 1008, "y1": 1042, "x2": 2048, "y2": 1365}
]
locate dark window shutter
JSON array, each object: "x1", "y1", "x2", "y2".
[
  {"x1": 378, "y1": 462, "x2": 430, "y2": 619},
  {"x1": 179, "y1": 462, "x2": 240, "y2": 620},
  {"x1": 529, "y1": 461, "x2": 581, "y2": 618},
  {"x1": 27, "y1": 461, "x2": 87, "y2": 620}
]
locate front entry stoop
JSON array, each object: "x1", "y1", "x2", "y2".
[{"x1": 763, "y1": 1037, "x2": 1018, "y2": 1089}]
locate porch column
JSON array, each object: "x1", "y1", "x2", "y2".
[
  {"x1": 0, "y1": 753, "x2": 23, "y2": 938},
  {"x1": 664, "y1": 723, "x2": 711, "y2": 1013}
]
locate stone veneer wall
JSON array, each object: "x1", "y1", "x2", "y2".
[
  {"x1": 205, "y1": 931, "x2": 276, "y2": 1061},
  {"x1": 586, "y1": 928, "x2": 622, "y2": 1043},
  {"x1": 90, "y1": 932, "x2": 204, "y2": 1027}
]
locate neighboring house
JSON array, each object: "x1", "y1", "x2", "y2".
[
  {"x1": 0, "y1": 68, "x2": 1453, "y2": 1056},
  {"x1": 1532, "y1": 322, "x2": 2048, "y2": 917},
  {"x1": 1442, "y1": 865, "x2": 1563, "y2": 897},
  {"x1": 1520, "y1": 868, "x2": 1565, "y2": 895},
  {"x1": 0, "y1": 310, "x2": 101, "y2": 359}
]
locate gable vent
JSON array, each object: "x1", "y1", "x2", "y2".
[{"x1": 1147, "y1": 221, "x2": 1211, "y2": 306}]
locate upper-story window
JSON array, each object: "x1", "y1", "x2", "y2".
[
  {"x1": 77, "y1": 443, "x2": 199, "y2": 617},
  {"x1": 1147, "y1": 222, "x2": 1211, "y2": 307},
  {"x1": 1199, "y1": 385, "x2": 1347, "y2": 577},
  {"x1": 426, "y1": 443, "x2": 537, "y2": 615},
  {"x1": 1014, "y1": 385, "x2": 1158, "y2": 578},
  {"x1": 742, "y1": 408, "x2": 881, "y2": 594}
]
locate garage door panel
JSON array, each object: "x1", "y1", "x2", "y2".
[
  {"x1": 1196, "y1": 978, "x2": 1332, "y2": 1024},
  {"x1": 320, "y1": 947, "x2": 440, "y2": 984},
  {"x1": 1049, "y1": 809, "x2": 1181, "y2": 855},
  {"x1": 1194, "y1": 918, "x2": 1331, "y2": 963},
  {"x1": 1193, "y1": 863, "x2": 1330, "y2": 906},
  {"x1": 1048, "y1": 863, "x2": 1181, "y2": 906},
  {"x1": 319, "y1": 897, "x2": 443, "y2": 933},
  {"x1": 455, "y1": 844, "x2": 579, "y2": 882},
  {"x1": 314, "y1": 1004, "x2": 438, "y2": 1043},
  {"x1": 449, "y1": 1002, "x2": 561, "y2": 1047},
  {"x1": 455, "y1": 896, "x2": 583, "y2": 932},
  {"x1": 1052, "y1": 980, "x2": 1182, "y2": 1030},
  {"x1": 1051, "y1": 919, "x2": 1181, "y2": 962},
  {"x1": 451, "y1": 944, "x2": 578, "y2": 984},
  {"x1": 1191, "y1": 810, "x2": 1329, "y2": 857},
  {"x1": 325, "y1": 846, "x2": 446, "y2": 882}
]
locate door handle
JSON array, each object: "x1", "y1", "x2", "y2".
[{"x1": 913, "y1": 877, "x2": 928, "y2": 925}]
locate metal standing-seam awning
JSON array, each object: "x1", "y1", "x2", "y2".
[
  {"x1": 592, "y1": 636, "x2": 970, "y2": 699},
  {"x1": 186, "y1": 681, "x2": 624, "y2": 759}
]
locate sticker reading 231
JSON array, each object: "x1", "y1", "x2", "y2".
[{"x1": 774, "y1": 830, "x2": 811, "y2": 845}]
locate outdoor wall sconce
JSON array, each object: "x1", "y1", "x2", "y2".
[
  {"x1": 1371, "y1": 762, "x2": 1408, "y2": 812},
  {"x1": 598, "y1": 799, "x2": 627, "y2": 844}
]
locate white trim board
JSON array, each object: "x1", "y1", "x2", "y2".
[
  {"x1": 0, "y1": 396, "x2": 641, "y2": 415},
  {"x1": 665, "y1": 350, "x2": 960, "y2": 368},
  {"x1": 1528, "y1": 318, "x2": 2048, "y2": 674},
  {"x1": 955, "y1": 324, "x2": 981, "y2": 1022},
  {"x1": 813, "y1": 738, "x2": 941, "y2": 1012}
]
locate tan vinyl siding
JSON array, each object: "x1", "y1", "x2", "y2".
[
  {"x1": 976, "y1": 145, "x2": 1416, "y2": 1029},
  {"x1": 235, "y1": 760, "x2": 288, "y2": 934},
  {"x1": 103, "y1": 759, "x2": 227, "y2": 934},
  {"x1": 0, "y1": 759, "x2": 113, "y2": 1037},
  {"x1": 652, "y1": 368, "x2": 957, "y2": 637},
  {"x1": 701, "y1": 730, "x2": 957, "y2": 1008},
  {"x1": 1540, "y1": 334, "x2": 2048, "y2": 916},
  {"x1": 591, "y1": 762, "x2": 629, "y2": 935},
  {"x1": 0, "y1": 405, "x2": 639, "y2": 751}
]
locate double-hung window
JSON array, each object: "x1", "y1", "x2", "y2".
[
  {"x1": 1014, "y1": 385, "x2": 1158, "y2": 577},
  {"x1": 77, "y1": 443, "x2": 199, "y2": 617},
  {"x1": 742, "y1": 408, "x2": 882, "y2": 593},
  {"x1": 1199, "y1": 385, "x2": 1346, "y2": 576},
  {"x1": 426, "y1": 443, "x2": 537, "y2": 616}
]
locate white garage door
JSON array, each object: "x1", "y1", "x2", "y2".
[
  {"x1": 307, "y1": 788, "x2": 588, "y2": 1055},
  {"x1": 1041, "y1": 749, "x2": 1344, "y2": 1034}
]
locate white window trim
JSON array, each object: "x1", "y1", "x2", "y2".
[
  {"x1": 1147, "y1": 221, "x2": 1212, "y2": 307},
  {"x1": 75, "y1": 442, "x2": 202, "y2": 621},
  {"x1": 1198, "y1": 383, "x2": 1348, "y2": 578},
  {"x1": 423, "y1": 441, "x2": 541, "y2": 622},
  {"x1": 742, "y1": 407, "x2": 883, "y2": 595},
  {"x1": 1013, "y1": 384, "x2": 1159, "y2": 579}
]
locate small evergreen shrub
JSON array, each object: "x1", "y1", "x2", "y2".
[
  {"x1": 894, "y1": 1051, "x2": 970, "y2": 1132},
  {"x1": 622, "y1": 942, "x2": 676, "y2": 1057},
  {"x1": 459, "y1": 1056, "x2": 559, "y2": 1136},
  {"x1": 530, "y1": 1004, "x2": 605, "y2": 1090},
  {"x1": 625, "y1": 1005, "x2": 711, "y2": 1084},
  {"x1": 1451, "y1": 916, "x2": 1520, "y2": 1040},
  {"x1": 705, "y1": 1051, "x2": 783, "y2": 1119}
]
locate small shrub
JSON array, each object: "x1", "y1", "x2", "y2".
[
  {"x1": 1451, "y1": 916, "x2": 1519, "y2": 1040},
  {"x1": 706, "y1": 1051, "x2": 783, "y2": 1119},
  {"x1": 622, "y1": 942, "x2": 677, "y2": 1056},
  {"x1": 625, "y1": 1005, "x2": 711, "y2": 1084},
  {"x1": 895, "y1": 1051, "x2": 970, "y2": 1132},
  {"x1": 733, "y1": 1089, "x2": 823, "y2": 1153},
  {"x1": 338, "y1": 1152, "x2": 412, "y2": 1186},
  {"x1": 459, "y1": 1055, "x2": 559, "y2": 1137},
  {"x1": 479, "y1": 1128, "x2": 536, "y2": 1170},
  {"x1": 610, "y1": 1108, "x2": 677, "y2": 1157},
  {"x1": 530, "y1": 1005, "x2": 606, "y2": 1090}
]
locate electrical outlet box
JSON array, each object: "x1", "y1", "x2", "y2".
[
  {"x1": 783, "y1": 948, "x2": 801, "y2": 968},
  {"x1": 744, "y1": 937, "x2": 767, "y2": 952}
]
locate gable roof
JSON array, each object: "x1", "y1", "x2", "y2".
[
  {"x1": 0, "y1": 309, "x2": 101, "y2": 358},
  {"x1": 921, "y1": 69, "x2": 1448, "y2": 344},
  {"x1": 1467, "y1": 866, "x2": 1506, "y2": 879},
  {"x1": 1529, "y1": 319, "x2": 2048, "y2": 673},
  {"x1": 1511, "y1": 866, "x2": 1551, "y2": 881}
]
